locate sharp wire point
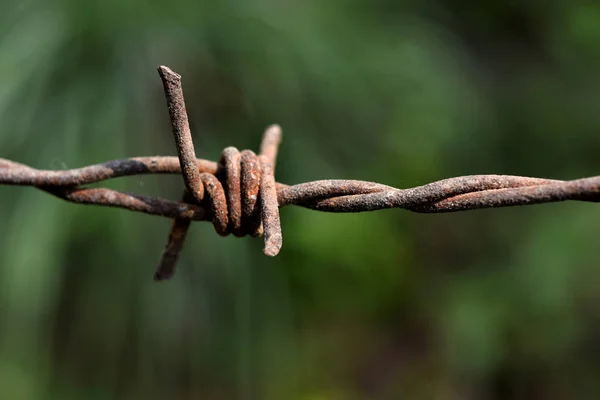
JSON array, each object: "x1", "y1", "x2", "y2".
[{"x1": 0, "y1": 67, "x2": 598, "y2": 281}]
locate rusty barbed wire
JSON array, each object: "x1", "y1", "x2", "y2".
[{"x1": 1, "y1": 66, "x2": 599, "y2": 281}]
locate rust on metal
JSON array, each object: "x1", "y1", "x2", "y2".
[
  {"x1": 259, "y1": 155, "x2": 283, "y2": 257},
  {"x1": 218, "y1": 147, "x2": 243, "y2": 236},
  {"x1": 240, "y1": 150, "x2": 262, "y2": 237},
  {"x1": 154, "y1": 191, "x2": 194, "y2": 281},
  {"x1": 42, "y1": 186, "x2": 206, "y2": 221},
  {"x1": 0, "y1": 157, "x2": 218, "y2": 186},
  {"x1": 259, "y1": 124, "x2": 282, "y2": 169},
  {"x1": 157, "y1": 65, "x2": 204, "y2": 203},
  {"x1": 1, "y1": 65, "x2": 599, "y2": 281},
  {"x1": 200, "y1": 173, "x2": 229, "y2": 236}
]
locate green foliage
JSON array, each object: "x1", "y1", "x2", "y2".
[{"x1": 0, "y1": 0, "x2": 599, "y2": 398}]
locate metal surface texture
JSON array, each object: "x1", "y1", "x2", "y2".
[{"x1": 1, "y1": 66, "x2": 598, "y2": 280}]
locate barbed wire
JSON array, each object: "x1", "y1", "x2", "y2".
[{"x1": 1, "y1": 66, "x2": 598, "y2": 281}]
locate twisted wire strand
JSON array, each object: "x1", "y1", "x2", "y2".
[
  {"x1": 2, "y1": 159, "x2": 598, "y2": 214},
  {"x1": 1, "y1": 65, "x2": 599, "y2": 281},
  {"x1": 152, "y1": 66, "x2": 283, "y2": 279}
]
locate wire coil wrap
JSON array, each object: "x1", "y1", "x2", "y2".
[{"x1": 0, "y1": 65, "x2": 598, "y2": 282}]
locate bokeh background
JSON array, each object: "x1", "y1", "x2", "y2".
[{"x1": 1, "y1": 1, "x2": 599, "y2": 399}]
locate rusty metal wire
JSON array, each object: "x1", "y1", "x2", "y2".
[{"x1": 1, "y1": 66, "x2": 599, "y2": 281}]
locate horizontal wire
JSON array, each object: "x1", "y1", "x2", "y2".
[
  {"x1": 2, "y1": 65, "x2": 598, "y2": 281},
  {"x1": 2, "y1": 158, "x2": 598, "y2": 213}
]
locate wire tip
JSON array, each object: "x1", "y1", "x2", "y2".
[
  {"x1": 153, "y1": 271, "x2": 173, "y2": 281},
  {"x1": 263, "y1": 234, "x2": 283, "y2": 257},
  {"x1": 157, "y1": 65, "x2": 181, "y2": 80},
  {"x1": 265, "y1": 124, "x2": 282, "y2": 140}
]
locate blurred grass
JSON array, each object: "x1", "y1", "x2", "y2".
[{"x1": 0, "y1": 0, "x2": 599, "y2": 399}]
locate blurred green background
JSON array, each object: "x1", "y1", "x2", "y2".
[{"x1": 1, "y1": 1, "x2": 599, "y2": 399}]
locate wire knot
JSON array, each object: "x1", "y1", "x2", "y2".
[
  {"x1": 199, "y1": 146, "x2": 273, "y2": 239},
  {"x1": 3, "y1": 65, "x2": 596, "y2": 282}
]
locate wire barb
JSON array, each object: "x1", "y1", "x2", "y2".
[
  {"x1": 155, "y1": 66, "x2": 284, "y2": 276},
  {"x1": 157, "y1": 65, "x2": 204, "y2": 204},
  {"x1": 154, "y1": 190, "x2": 194, "y2": 281},
  {"x1": 1, "y1": 66, "x2": 599, "y2": 281}
]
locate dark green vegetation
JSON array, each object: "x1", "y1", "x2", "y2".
[{"x1": 0, "y1": 1, "x2": 598, "y2": 399}]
